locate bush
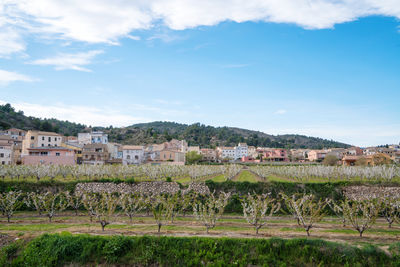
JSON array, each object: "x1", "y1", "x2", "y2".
[{"x1": 3, "y1": 233, "x2": 397, "y2": 266}]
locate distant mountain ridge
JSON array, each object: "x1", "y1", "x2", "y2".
[{"x1": 0, "y1": 103, "x2": 351, "y2": 149}]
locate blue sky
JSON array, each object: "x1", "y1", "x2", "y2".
[{"x1": 0, "y1": 1, "x2": 399, "y2": 147}]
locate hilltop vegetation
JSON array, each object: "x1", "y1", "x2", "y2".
[
  {"x1": 0, "y1": 103, "x2": 86, "y2": 136},
  {"x1": 107, "y1": 121, "x2": 350, "y2": 149},
  {"x1": 0, "y1": 103, "x2": 349, "y2": 148}
]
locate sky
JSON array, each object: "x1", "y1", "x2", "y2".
[{"x1": 0, "y1": 1, "x2": 399, "y2": 147}]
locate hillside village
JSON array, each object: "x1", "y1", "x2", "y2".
[{"x1": 0, "y1": 128, "x2": 399, "y2": 166}]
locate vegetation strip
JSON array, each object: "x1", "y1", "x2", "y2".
[{"x1": 1, "y1": 233, "x2": 398, "y2": 266}]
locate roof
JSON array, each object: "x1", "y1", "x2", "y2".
[
  {"x1": 122, "y1": 145, "x2": 144, "y2": 150},
  {"x1": 27, "y1": 130, "x2": 61, "y2": 136},
  {"x1": 28, "y1": 146, "x2": 72, "y2": 151}
]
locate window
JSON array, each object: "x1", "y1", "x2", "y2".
[
  {"x1": 54, "y1": 137, "x2": 57, "y2": 141},
  {"x1": 0, "y1": 153, "x2": 3, "y2": 157},
  {"x1": 48, "y1": 137, "x2": 51, "y2": 142},
  {"x1": 31, "y1": 136, "x2": 34, "y2": 140},
  {"x1": 56, "y1": 152, "x2": 60, "y2": 156},
  {"x1": 135, "y1": 155, "x2": 139, "y2": 160},
  {"x1": 42, "y1": 137, "x2": 45, "y2": 141},
  {"x1": 42, "y1": 144, "x2": 44, "y2": 147},
  {"x1": 127, "y1": 155, "x2": 131, "y2": 160}
]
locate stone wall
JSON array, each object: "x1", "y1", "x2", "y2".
[
  {"x1": 75, "y1": 181, "x2": 210, "y2": 195},
  {"x1": 343, "y1": 186, "x2": 400, "y2": 200}
]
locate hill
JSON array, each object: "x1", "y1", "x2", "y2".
[
  {"x1": 106, "y1": 121, "x2": 350, "y2": 149},
  {"x1": 0, "y1": 103, "x2": 350, "y2": 149},
  {"x1": 0, "y1": 103, "x2": 86, "y2": 136}
]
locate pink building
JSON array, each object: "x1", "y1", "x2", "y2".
[
  {"x1": 23, "y1": 147, "x2": 75, "y2": 165},
  {"x1": 257, "y1": 148, "x2": 289, "y2": 162}
]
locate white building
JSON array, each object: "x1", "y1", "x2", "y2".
[
  {"x1": 235, "y1": 143, "x2": 248, "y2": 159},
  {"x1": 122, "y1": 145, "x2": 145, "y2": 165},
  {"x1": 218, "y1": 147, "x2": 236, "y2": 160},
  {"x1": 0, "y1": 144, "x2": 13, "y2": 165},
  {"x1": 78, "y1": 131, "x2": 108, "y2": 145}
]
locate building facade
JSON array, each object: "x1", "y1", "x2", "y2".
[
  {"x1": 82, "y1": 144, "x2": 109, "y2": 165},
  {"x1": 23, "y1": 147, "x2": 75, "y2": 165},
  {"x1": 122, "y1": 145, "x2": 145, "y2": 165},
  {"x1": 22, "y1": 131, "x2": 62, "y2": 155}
]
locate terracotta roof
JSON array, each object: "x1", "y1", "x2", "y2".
[
  {"x1": 122, "y1": 145, "x2": 144, "y2": 150},
  {"x1": 34, "y1": 131, "x2": 61, "y2": 136}
]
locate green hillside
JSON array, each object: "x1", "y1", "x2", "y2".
[{"x1": 0, "y1": 103, "x2": 350, "y2": 149}]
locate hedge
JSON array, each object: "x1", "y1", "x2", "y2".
[{"x1": 0, "y1": 233, "x2": 395, "y2": 266}]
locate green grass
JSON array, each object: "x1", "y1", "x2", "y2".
[
  {"x1": 0, "y1": 223, "x2": 87, "y2": 232},
  {"x1": 210, "y1": 174, "x2": 226, "y2": 182},
  {"x1": 233, "y1": 170, "x2": 260, "y2": 182}
]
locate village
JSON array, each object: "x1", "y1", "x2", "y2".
[{"x1": 0, "y1": 128, "x2": 399, "y2": 166}]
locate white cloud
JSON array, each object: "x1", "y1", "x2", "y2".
[
  {"x1": 0, "y1": 0, "x2": 399, "y2": 57},
  {"x1": 127, "y1": 35, "x2": 141, "y2": 41},
  {"x1": 29, "y1": 50, "x2": 103, "y2": 72},
  {"x1": 0, "y1": 69, "x2": 35, "y2": 86},
  {"x1": 274, "y1": 109, "x2": 287, "y2": 115},
  {"x1": 0, "y1": 27, "x2": 25, "y2": 57},
  {"x1": 2, "y1": 101, "x2": 149, "y2": 127}
]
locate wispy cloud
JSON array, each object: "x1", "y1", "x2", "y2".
[
  {"x1": 0, "y1": 69, "x2": 36, "y2": 86},
  {"x1": 28, "y1": 50, "x2": 103, "y2": 72},
  {"x1": 127, "y1": 35, "x2": 141, "y2": 41},
  {"x1": 274, "y1": 109, "x2": 287, "y2": 115}
]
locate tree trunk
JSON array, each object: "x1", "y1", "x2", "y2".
[
  {"x1": 129, "y1": 215, "x2": 133, "y2": 224},
  {"x1": 49, "y1": 216, "x2": 52, "y2": 222},
  {"x1": 359, "y1": 231, "x2": 363, "y2": 237},
  {"x1": 75, "y1": 209, "x2": 78, "y2": 216},
  {"x1": 158, "y1": 223, "x2": 162, "y2": 233},
  {"x1": 7, "y1": 216, "x2": 10, "y2": 223},
  {"x1": 256, "y1": 227, "x2": 259, "y2": 235},
  {"x1": 206, "y1": 227, "x2": 209, "y2": 234},
  {"x1": 100, "y1": 220, "x2": 109, "y2": 231}
]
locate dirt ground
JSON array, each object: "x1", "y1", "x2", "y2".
[{"x1": 1, "y1": 211, "x2": 399, "y2": 251}]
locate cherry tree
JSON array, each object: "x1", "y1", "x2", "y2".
[
  {"x1": 281, "y1": 193, "x2": 327, "y2": 236},
  {"x1": 82, "y1": 193, "x2": 98, "y2": 222},
  {"x1": 0, "y1": 191, "x2": 23, "y2": 222},
  {"x1": 326, "y1": 198, "x2": 346, "y2": 227},
  {"x1": 120, "y1": 193, "x2": 144, "y2": 223},
  {"x1": 65, "y1": 192, "x2": 83, "y2": 216},
  {"x1": 25, "y1": 192, "x2": 45, "y2": 216},
  {"x1": 193, "y1": 192, "x2": 231, "y2": 234},
  {"x1": 342, "y1": 198, "x2": 381, "y2": 237},
  {"x1": 241, "y1": 193, "x2": 281, "y2": 235},
  {"x1": 93, "y1": 193, "x2": 119, "y2": 231},
  {"x1": 380, "y1": 197, "x2": 400, "y2": 228},
  {"x1": 147, "y1": 194, "x2": 174, "y2": 233}
]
